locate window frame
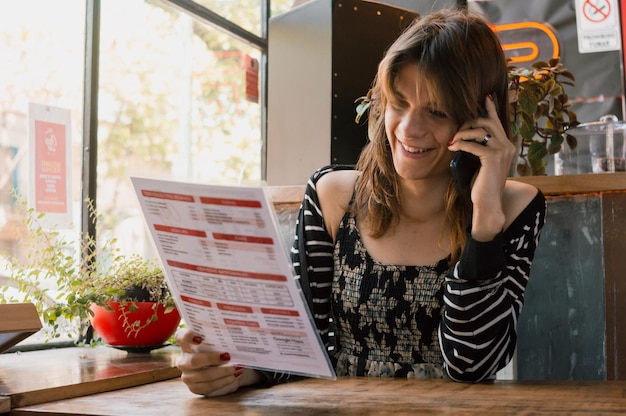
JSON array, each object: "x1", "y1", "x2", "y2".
[
  {"x1": 4, "y1": 0, "x2": 270, "y2": 353},
  {"x1": 80, "y1": 0, "x2": 269, "y2": 282}
]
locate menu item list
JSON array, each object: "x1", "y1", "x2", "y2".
[{"x1": 131, "y1": 177, "x2": 335, "y2": 379}]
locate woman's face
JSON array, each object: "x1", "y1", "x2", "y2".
[{"x1": 384, "y1": 63, "x2": 459, "y2": 182}]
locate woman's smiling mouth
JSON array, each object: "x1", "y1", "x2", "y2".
[{"x1": 400, "y1": 141, "x2": 430, "y2": 154}]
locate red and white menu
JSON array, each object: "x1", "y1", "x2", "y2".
[{"x1": 131, "y1": 176, "x2": 335, "y2": 379}]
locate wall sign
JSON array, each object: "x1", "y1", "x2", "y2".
[{"x1": 575, "y1": 0, "x2": 621, "y2": 53}]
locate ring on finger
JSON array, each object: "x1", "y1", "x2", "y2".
[{"x1": 480, "y1": 134, "x2": 492, "y2": 146}]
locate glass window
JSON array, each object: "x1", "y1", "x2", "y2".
[
  {"x1": 0, "y1": 1, "x2": 86, "y2": 346},
  {"x1": 192, "y1": 0, "x2": 296, "y2": 36},
  {"x1": 271, "y1": 0, "x2": 300, "y2": 18},
  {"x1": 97, "y1": 0, "x2": 264, "y2": 259},
  {"x1": 0, "y1": 0, "x2": 293, "y2": 351}
]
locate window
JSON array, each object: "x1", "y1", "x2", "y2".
[
  {"x1": 0, "y1": 1, "x2": 86, "y2": 346},
  {"x1": 0, "y1": 0, "x2": 295, "y2": 350},
  {"x1": 96, "y1": 0, "x2": 265, "y2": 259},
  {"x1": 192, "y1": 0, "x2": 296, "y2": 36}
]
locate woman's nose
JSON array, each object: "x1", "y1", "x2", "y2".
[{"x1": 398, "y1": 109, "x2": 426, "y2": 138}]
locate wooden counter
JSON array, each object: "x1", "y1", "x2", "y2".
[
  {"x1": 11, "y1": 376, "x2": 626, "y2": 415},
  {"x1": 510, "y1": 172, "x2": 626, "y2": 195},
  {"x1": 268, "y1": 172, "x2": 626, "y2": 204}
]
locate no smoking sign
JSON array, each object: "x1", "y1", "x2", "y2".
[
  {"x1": 575, "y1": 0, "x2": 620, "y2": 53},
  {"x1": 583, "y1": 0, "x2": 611, "y2": 23}
]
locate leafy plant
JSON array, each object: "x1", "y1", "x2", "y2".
[
  {"x1": 0, "y1": 194, "x2": 176, "y2": 343},
  {"x1": 508, "y1": 57, "x2": 579, "y2": 176},
  {"x1": 91, "y1": 253, "x2": 177, "y2": 339}
]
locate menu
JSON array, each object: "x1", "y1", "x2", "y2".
[{"x1": 131, "y1": 176, "x2": 336, "y2": 379}]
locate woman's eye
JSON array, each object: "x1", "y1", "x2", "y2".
[
  {"x1": 387, "y1": 101, "x2": 409, "y2": 114},
  {"x1": 429, "y1": 109, "x2": 448, "y2": 119},
  {"x1": 389, "y1": 100, "x2": 409, "y2": 111}
]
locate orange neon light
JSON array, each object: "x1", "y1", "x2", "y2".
[
  {"x1": 502, "y1": 42, "x2": 540, "y2": 63},
  {"x1": 492, "y1": 21, "x2": 560, "y2": 62}
]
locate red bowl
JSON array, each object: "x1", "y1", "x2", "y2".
[{"x1": 90, "y1": 301, "x2": 180, "y2": 347}]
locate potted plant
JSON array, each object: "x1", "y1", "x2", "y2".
[
  {"x1": 508, "y1": 57, "x2": 580, "y2": 176},
  {"x1": 87, "y1": 253, "x2": 181, "y2": 350},
  {"x1": 355, "y1": 57, "x2": 579, "y2": 176},
  {"x1": 0, "y1": 194, "x2": 180, "y2": 349}
]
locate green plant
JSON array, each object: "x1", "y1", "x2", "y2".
[
  {"x1": 0, "y1": 194, "x2": 176, "y2": 343},
  {"x1": 88, "y1": 252, "x2": 177, "y2": 339},
  {"x1": 508, "y1": 57, "x2": 579, "y2": 176},
  {"x1": 354, "y1": 57, "x2": 579, "y2": 176}
]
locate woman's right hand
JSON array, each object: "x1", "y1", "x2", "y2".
[{"x1": 175, "y1": 329, "x2": 263, "y2": 397}]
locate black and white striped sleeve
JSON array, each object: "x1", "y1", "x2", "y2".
[
  {"x1": 260, "y1": 165, "x2": 353, "y2": 385},
  {"x1": 439, "y1": 190, "x2": 547, "y2": 382},
  {"x1": 291, "y1": 165, "x2": 341, "y2": 348}
]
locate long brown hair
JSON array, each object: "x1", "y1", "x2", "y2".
[{"x1": 353, "y1": 8, "x2": 511, "y2": 264}]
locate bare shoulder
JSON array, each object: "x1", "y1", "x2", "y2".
[
  {"x1": 316, "y1": 169, "x2": 360, "y2": 241},
  {"x1": 502, "y1": 179, "x2": 542, "y2": 230}
]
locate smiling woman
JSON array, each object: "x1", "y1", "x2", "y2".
[{"x1": 174, "y1": 8, "x2": 547, "y2": 397}]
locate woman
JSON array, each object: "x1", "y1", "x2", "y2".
[{"x1": 175, "y1": 8, "x2": 546, "y2": 396}]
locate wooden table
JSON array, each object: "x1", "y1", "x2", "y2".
[
  {"x1": 10, "y1": 376, "x2": 626, "y2": 415},
  {"x1": 0, "y1": 345, "x2": 181, "y2": 412}
]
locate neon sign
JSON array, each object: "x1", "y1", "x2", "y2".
[{"x1": 493, "y1": 21, "x2": 560, "y2": 64}]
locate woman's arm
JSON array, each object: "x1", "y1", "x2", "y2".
[
  {"x1": 260, "y1": 164, "x2": 355, "y2": 385},
  {"x1": 439, "y1": 186, "x2": 547, "y2": 382}
]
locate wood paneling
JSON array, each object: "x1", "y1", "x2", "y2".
[{"x1": 603, "y1": 192, "x2": 626, "y2": 379}]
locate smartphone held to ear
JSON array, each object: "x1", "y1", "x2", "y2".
[
  {"x1": 450, "y1": 93, "x2": 498, "y2": 195},
  {"x1": 450, "y1": 151, "x2": 480, "y2": 195}
]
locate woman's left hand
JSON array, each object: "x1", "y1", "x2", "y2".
[{"x1": 447, "y1": 94, "x2": 516, "y2": 241}]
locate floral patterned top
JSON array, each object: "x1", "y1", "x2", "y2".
[{"x1": 331, "y1": 211, "x2": 446, "y2": 378}]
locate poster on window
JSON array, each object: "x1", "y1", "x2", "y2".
[
  {"x1": 245, "y1": 55, "x2": 259, "y2": 103},
  {"x1": 28, "y1": 103, "x2": 72, "y2": 229}
]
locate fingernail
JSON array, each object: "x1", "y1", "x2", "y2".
[
  {"x1": 234, "y1": 365, "x2": 244, "y2": 371},
  {"x1": 219, "y1": 352, "x2": 231, "y2": 361},
  {"x1": 487, "y1": 93, "x2": 494, "y2": 102},
  {"x1": 234, "y1": 369, "x2": 244, "y2": 378},
  {"x1": 192, "y1": 336, "x2": 203, "y2": 344},
  {"x1": 448, "y1": 138, "x2": 455, "y2": 146}
]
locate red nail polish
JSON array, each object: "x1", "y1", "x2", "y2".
[
  {"x1": 234, "y1": 365, "x2": 244, "y2": 371},
  {"x1": 192, "y1": 336, "x2": 203, "y2": 344},
  {"x1": 487, "y1": 93, "x2": 494, "y2": 102},
  {"x1": 448, "y1": 138, "x2": 455, "y2": 146},
  {"x1": 219, "y1": 352, "x2": 231, "y2": 361},
  {"x1": 234, "y1": 369, "x2": 244, "y2": 378}
]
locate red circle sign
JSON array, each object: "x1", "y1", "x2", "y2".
[{"x1": 583, "y1": 0, "x2": 611, "y2": 23}]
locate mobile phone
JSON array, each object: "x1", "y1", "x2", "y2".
[
  {"x1": 450, "y1": 94, "x2": 498, "y2": 195},
  {"x1": 450, "y1": 151, "x2": 480, "y2": 195}
]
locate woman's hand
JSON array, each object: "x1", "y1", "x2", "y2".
[
  {"x1": 447, "y1": 94, "x2": 516, "y2": 241},
  {"x1": 175, "y1": 329, "x2": 263, "y2": 397}
]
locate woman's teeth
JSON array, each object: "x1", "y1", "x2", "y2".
[{"x1": 402, "y1": 143, "x2": 428, "y2": 153}]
